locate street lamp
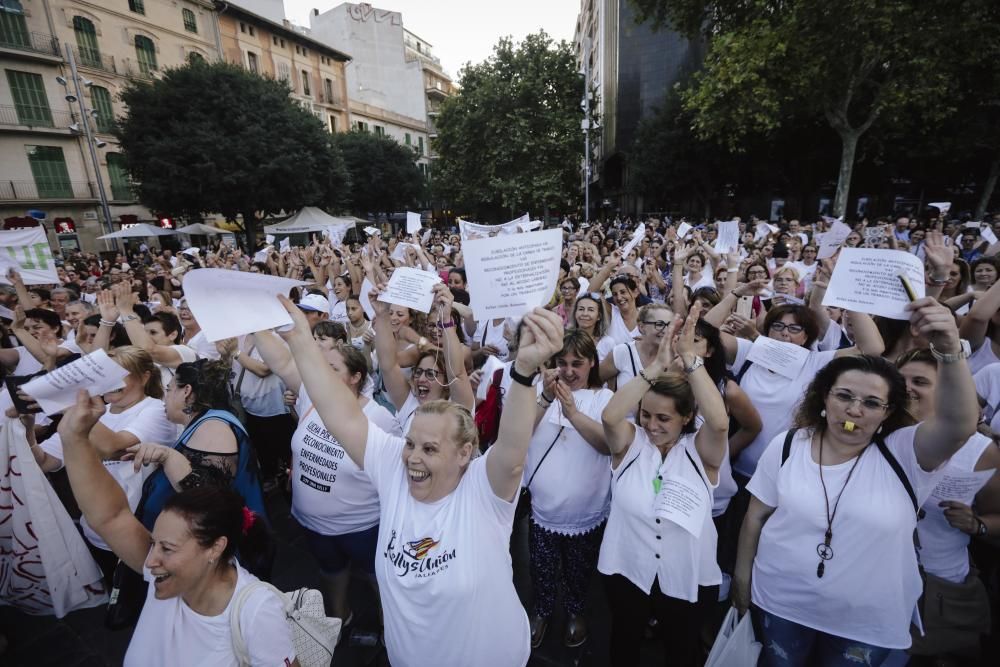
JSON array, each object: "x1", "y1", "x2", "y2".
[{"x1": 56, "y1": 45, "x2": 115, "y2": 246}]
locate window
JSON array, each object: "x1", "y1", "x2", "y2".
[
  {"x1": 134, "y1": 35, "x2": 157, "y2": 75},
  {"x1": 280, "y1": 38, "x2": 285, "y2": 48},
  {"x1": 418, "y1": 136, "x2": 424, "y2": 156},
  {"x1": 26, "y1": 146, "x2": 72, "y2": 198},
  {"x1": 301, "y1": 70, "x2": 310, "y2": 96},
  {"x1": 302, "y1": 47, "x2": 307, "y2": 57},
  {"x1": 73, "y1": 16, "x2": 101, "y2": 68},
  {"x1": 106, "y1": 153, "x2": 132, "y2": 201},
  {"x1": 187, "y1": 51, "x2": 205, "y2": 64},
  {"x1": 374, "y1": 126, "x2": 385, "y2": 137},
  {"x1": 239, "y1": 22, "x2": 246, "y2": 33},
  {"x1": 328, "y1": 115, "x2": 337, "y2": 133},
  {"x1": 6, "y1": 70, "x2": 53, "y2": 127},
  {"x1": 272, "y1": 36, "x2": 278, "y2": 46},
  {"x1": 247, "y1": 51, "x2": 258, "y2": 74},
  {"x1": 277, "y1": 62, "x2": 290, "y2": 82},
  {"x1": 353, "y1": 121, "x2": 369, "y2": 133},
  {"x1": 404, "y1": 133, "x2": 411, "y2": 145},
  {"x1": 182, "y1": 9, "x2": 197, "y2": 34},
  {"x1": 90, "y1": 85, "x2": 115, "y2": 133},
  {"x1": 0, "y1": 0, "x2": 30, "y2": 49},
  {"x1": 324, "y1": 77, "x2": 333, "y2": 101},
  {"x1": 128, "y1": 0, "x2": 145, "y2": 15},
  {"x1": 248, "y1": 25, "x2": 255, "y2": 37}
]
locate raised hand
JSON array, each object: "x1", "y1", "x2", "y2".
[
  {"x1": 515, "y1": 308, "x2": 564, "y2": 371},
  {"x1": 97, "y1": 289, "x2": 118, "y2": 322},
  {"x1": 275, "y1": 293, "x2": 314, "y2": 341},
  {"x1": 58, "y1": 390, "x2": 106, "y2": 441},
  {"x1": 674, "y1": 303, "x2": 703, "y2": 366},
  {"x1": 907, "y1": 297, "x2": 961, "y2": 353}
]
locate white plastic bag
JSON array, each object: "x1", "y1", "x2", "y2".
[{"x1": 705, "y1": 607, "x2": 762, "y2": 667}]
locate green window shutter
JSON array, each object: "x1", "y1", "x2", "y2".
[
  {"x1": 6, "y1": 70, "x2": 53, "y2": 127},
  {"x1": 128, "y1": 0, "x2": 145, "y2": 15},
  {"x1": 0, "y1": 1, "x2": 30, "y2": 49},
  {"x1": 91, "y1": 86, "x2": 115, "y2": 133},
  {"x1": 73, "y1": 16, "x2": 101, "y2": 67},
  {"x1": 182, "y1": 9, "x2": 197, "y2": 33},
  {"x1": 106, "y1": 153, "x2": 132, "y2": 200},
  {"x1": 134, "y1": 35, "x2": 157, "y2": 74},
  {"x1": 26, "y1": 145, "x2": 72, "y2": 198}
]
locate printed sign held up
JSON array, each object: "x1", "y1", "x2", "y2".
[{"x1": 463, "y1": 229, "x2": 563, "y2": 320}]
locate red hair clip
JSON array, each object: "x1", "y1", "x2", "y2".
[{"x1": 241, "y1": 506, "x2": 256, "y2": 535}]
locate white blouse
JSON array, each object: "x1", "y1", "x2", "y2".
[{"x1": 598, "y1": 428, "x2": 721, "y2": 602}]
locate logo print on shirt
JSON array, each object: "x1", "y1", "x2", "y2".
[{"x1": 384, "y1": 530, "x2": 456, "y2": 578}]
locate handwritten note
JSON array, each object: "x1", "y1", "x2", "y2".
[
  {"x1": 745, "y1": 336, "x2": 811, "y2": 380},
  {"x1": 377, "y1": 266, "x2": 441, "y2": 314},
  {"x1": 183, "y1": 269, "x2": 310, "y2": 341},
  {"x1": 931, "y1": 469, "x2": 994, "y2": 503},
  {"x1": 653, "y1": 476, "x2": 708, "y2": 538},
  {"x1": 463, "y1": 228, "x2": 563, "y2": 320},
  {"x1": 22, "y1": 350, "x2": 129, "y2": 415},
  {"x1": 822, "y1": 248, "x2": 925, "y2": 319}
]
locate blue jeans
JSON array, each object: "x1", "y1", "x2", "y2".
[{"x1": 752, "y1": 606, "x2": 893, "y2": 666}]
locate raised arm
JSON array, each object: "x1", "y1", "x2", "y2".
[
  {"x1": 252, "y1": 329, "x2": 301, "y2": 390},
  {"x1": 960, "y1": 275, "x2": 1000, "y2": 351},
  {"x1": 430, "y1": 285, "x2": 475, "y2": 411},
  {"x1": 833, "y1": 311, "x2": 884, "y2": 358},
  {"x1": 112, "y1": 284, "x2": 185, "y2": 367},
  {"x1": 910, "y1": 298, "x2": 979, "y2": 470},
  {"x1": 371, "y1": 289, "x2": 412, "y2": 411},
  {"x1": 57, "y1": 391, "x2": 151, "y2": 574},
  {"x1": 486, "y1": 308, "x2": 564, "y2": 501},
  {"x1": 588, "y1": 251, "x2": 621, "y2": 292},
  {"x1": 278, "y1": 295, "x2": 369, "y2": 468}
]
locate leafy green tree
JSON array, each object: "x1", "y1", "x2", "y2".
[
  {"x1": 332, "y1": 130, "x2": 424, "y2": 217},
  {"x1": 630, "y1": 0, "x2": 976, "y2": 217},
  {"x1": 433, "y1": 31, "x2": 587, "y2": 221},
  {"x1": 115, "y1": 60, "x2": 348, "y2": 247}
]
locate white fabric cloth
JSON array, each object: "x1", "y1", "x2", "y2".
[
  {"x1": 290, "y1": 388, "x2": 401, "y2": 536},
  {"x1": 526, "y1": 388, "x2": 613, "y2": 535},
  {"x1": 0, "y1": 347, "x2": 44, "y2": 414},
  {"x1": 396, "y1": 392, "x2": 422, "y2": 434},
  {"x1": 967, "y1": 339, "x2": 1000, "y2": 376},
  {"x1": 157, "y1": 344, "x2": 199, "y2": 387},
  {"x1": 917, "y1": 433, "x2": 993, "y2": 583},
  {"x1": 612, "y1": 341, "x2": 644, "y2": 389},
  {"x1": 473, "y1": 319, "x2": 510, "y2": 360},
  {"x1": 973, "y1": 363, "x2": 1000, "y2": 433},
  {"x1": 597, "y1": 428, "x2": 721, "y2": 602},
  {"x1": 364, "y1": 426, "x2": 530, "y2": 667},
  {"x1": 186, "y1": 330, "x2": 220, "y2": 360},
  {"x1": 329, "y1": 298, "x2": 349, "y2": 324},
  {"x1": 595, "y1": 334, "x2": 616, "y2": 362},
  {"x1": 125, "y1": 561, "x2": 294, "y2": 667},
  {"x1": 748, "y1": 426, "x2": 944, "y2": 649},
  {"x1": 475, "y1": 358, "x2": 513, "y2": 405},
  {"x1": 683, "y1": 271, "x2": 716, "y2": 291},
  {"x1": 231, "y1": 341, "x2": 286, "y2": 417},
  {"x1": 730, "y1": 337, "x2": 836, "y2": 478},
  {"x1": 0, "y1": 417, "x2": 106, "y2": 617},
  {"x1": 607, "y1": 306, "x2": 640, "y2": 346}
]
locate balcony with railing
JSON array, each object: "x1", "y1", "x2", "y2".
[
  {"x1": 319, "y1": 88, "x2": 345, "y2": 108},
  {"x1": 0, "y1": 28, "x2": 61, "y2": 59},
  {"x1": 0, "y1": 180, "x2": 97, "y2": 201},
  {"x1": 123, "y1": 59, "x2": 157, "y2": 80},
  {"x1": 0, "y1": 104, "x2": 74, "y2": 131},
  {"x1": 73, "y1": 47, "x2": 116, "y2": 74},
  {"x1": 109, "y1": 181, "x2": 135, "y2": 201}
]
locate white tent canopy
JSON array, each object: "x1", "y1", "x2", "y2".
[
  {"x1": 176, "y1": 223, "x2": 227, "y2": 235},
  {"x1": 98, "y1": 223, "x2": 177, "y2": 239},
  {"x1": 262, "y1": 206, "x2": 355, "y2": 234}
]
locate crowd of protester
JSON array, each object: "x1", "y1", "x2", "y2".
[{"x1": 1, "y1": 211, "x2": 999, "y2": 666}]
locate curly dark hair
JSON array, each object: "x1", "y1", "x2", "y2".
[
  {"x1": 793, "y1": 355, "x2": 915, "y2": 435},
  {"x1": 174, "y1": 359, "x2": 236, "y2": 416}
]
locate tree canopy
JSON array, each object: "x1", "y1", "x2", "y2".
[
  {"x1": 115, "y1": 60, "x2": 348, "y2": 246},
  {"x1": 432, "y1": 31, "x2": 587, "y2": 221},
  {"x1": 629, "y1": 0, "x2": 995, "y2": 217},
  {"x1": 332, "y1": 130, "x2": 424, "y2": 217}
]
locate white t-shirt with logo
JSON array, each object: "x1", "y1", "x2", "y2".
[
  {"x1": 125, "y1": 561, "x2": 294, "y2": 667},
  {"x1": 291, "y1": 387, "x2": 401, "y2": 536},
  {"x1": 364, "y1": 426, "x2": 530, "y2": 667},
  {"x1": 748, "y1": 426, "x2": 944, "y2": 649}
]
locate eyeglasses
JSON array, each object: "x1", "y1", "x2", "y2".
[
  {"x1": 641, "y1": 320, "x2": 670, "y2": 332},
  {"x1": 829, "y1": 389, "x2": 889, "y2": 412},
  {"x1": 769, "y1": 321, "x2": 805, "y2": 334},
  {"x1": 412, "y1": 367, "x2": 441, "y2": 380},
  {"x1": 747, "y1": 270, "x2": 769, "y2": 278},
  {"x1": 560, "y1": 283, "x2": 578, "y2": 291}
]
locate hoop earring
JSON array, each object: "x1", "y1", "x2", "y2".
[
  {"x1": 820, "y1": 409, "x2": 826, "y2": 418},
  {"x1": 182, "y1": 405, "x2": 194, "y2": 415}
]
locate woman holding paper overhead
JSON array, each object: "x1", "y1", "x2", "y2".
[
  {"x1": 733, "y1": 298, "x2": 979, "y2": 665},
  {"x1": 373, "y1": 284, "x2": 474, "y2": 432},
  {"x1": 278, "y1": 291, "x2": 566, "y2": 667},
  {"x1": 598, "y1": 306, "x2": 729, "y2": 667}
]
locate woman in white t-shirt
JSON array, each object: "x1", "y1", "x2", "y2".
[
  {"x1": 598, "y1": 303, "x2": 674, "y2": 389},
  {"x1": 733, "y1": 298, "x2": 979, "y2": 665},
  {"x1": 254, "y1": 330, "x2": 400, "y2": 622},
  {"x1": 25, "y1": 346, "x2": 176, "y2": 585},
  {"x1": 279, "y1": 292, "x2": 565, "y2": 667},
  {"x1": 374, "y1": 285, "x2": 474, "y2": 433},
  {"x1": 54, "y1": 402, "x2": 296, "y2": 667},
  {"x1": 599, "y1": 306, "x2": 730, "y2": 667},
  {"x1": 959, "y1": 273, "x2": 1000, "y2": 374},
  {"x1": 606, "y1": 276, "x2": 642, "y2": 345},
  {"x1": 570, "y1": 292, "x2": 616, "y2": 361},
  {"x1": 895, "y1": 348, "x2": 1000, "y2": 658},
  {"x1": 526, "y1": 330, "x2": 613, "y2": 648}
]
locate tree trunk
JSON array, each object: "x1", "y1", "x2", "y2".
[
  {"x1": 976, "y1": 153, "x2": 1000, "y2": 221},
  {"x1": 833, "y1": 130, "x2": 861, "y2": 219},
  {"x1": 241, "y1": 209, "x2": 258, "y2": 252}
]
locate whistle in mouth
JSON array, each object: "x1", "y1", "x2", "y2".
[{"x1": 842, "y1": 421, "x2": 856, "y2": 432}]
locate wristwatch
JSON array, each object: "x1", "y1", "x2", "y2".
[
  {"x1": 976, "y1": 517, "x2": 988, "y2": 537},
  {"x1": 683, "y1": 356, "x2": 705, "y2": 375},
  {"x1": 509, "y1": 364, "x2": 539, "y2": 387},
  {"x1": 928, "y1": 340, "x2": 971, "y2": 364}
]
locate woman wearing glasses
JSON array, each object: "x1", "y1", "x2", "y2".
[
  {"x1": 734, "y1": 299, "x2": 979, "y2": 665},
  {"x1": 570, "y1": 292, "x2": 617, "y2": 362},
  {"x1": 599, "y1": 303, "x2": 674, "y2": 390},
  {"x1": 373, "y1": 284, "x2": 474, "y2": 433}
]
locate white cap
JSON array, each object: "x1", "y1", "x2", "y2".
[{"x1": 297, "y1": 293, "x2": 329, "y2": 313}]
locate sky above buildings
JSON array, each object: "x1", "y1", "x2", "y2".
[{"x1": 285, "y1": 0, "x2": 579, "y2": 79}]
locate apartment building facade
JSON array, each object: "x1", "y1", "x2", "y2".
[{"x1": 402, "y1": 27, "x2": 454, "y2": 176}]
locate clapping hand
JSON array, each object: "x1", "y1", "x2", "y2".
[{"x1": 515, "y1": 308, "x2": 564, "y2": 372}]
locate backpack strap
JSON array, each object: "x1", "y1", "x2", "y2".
[
  {"x1": 525, "y1": 427, "x2": 564, "y2": 489},
  {"x1": 780, "y1": 428, "x2": 798, "y2": 466},
  {"x1": 874, "y1": 435, "x2": 918, "y2": 514},
  {"x1": 626, "y1": 343, "x2": 638, "y2": 378},
  {"x1": 684, "y1": 448, "x2": 711, "y2": 494},
  {"x1": 734, "y1": 359, "x2": 754, "y2": 384}
]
